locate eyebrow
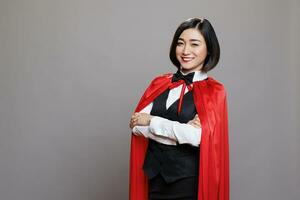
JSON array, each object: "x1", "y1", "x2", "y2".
[{"x1": 178, "y1": 38, "x2": 201, "y2": 42}]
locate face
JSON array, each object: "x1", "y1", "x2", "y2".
[{"x1": 175, "y1": 28, "x2": 208, "y2": 74}]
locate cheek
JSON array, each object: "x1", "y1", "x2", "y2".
[
  {"x1": 175, "y1": 48, "x2": 181, "y2": 58},
  {"x1": 175, "y1": 47, "x2": 181, "y2": 55},
  {"x1": 195, "y1": 47, "x2": 207, "y2": 59}
]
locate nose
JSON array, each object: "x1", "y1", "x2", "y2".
[{"x1": 182, "y1": 45, "x2": 191, "y2": 55}]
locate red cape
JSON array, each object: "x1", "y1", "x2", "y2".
[{"x1": 129, "y1": 73, "x2": 229, "y2": 200}]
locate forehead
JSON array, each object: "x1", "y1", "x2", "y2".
[{"x1": 178, "y1": 28, "x2": 204, "y2": 41}]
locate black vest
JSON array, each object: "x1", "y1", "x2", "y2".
[{"x1": 143, "y1": 88, "x2": 200, "y2": 183}]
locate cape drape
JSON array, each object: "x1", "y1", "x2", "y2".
[{"x1": 129, "y1": 73, "x2": 229, "y2": 200}]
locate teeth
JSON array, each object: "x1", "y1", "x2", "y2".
[{"x1": 182, "y1": 57, "x2": 194, "y2": 61}]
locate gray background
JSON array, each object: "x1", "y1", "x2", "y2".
[{"x1": 0, "y1": 0, "x2": 299, "y2": 199}]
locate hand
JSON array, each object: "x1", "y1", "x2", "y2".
[
  {"x1": 129, "y1": 112, "x2": 153, "y2": 129},
  {"x1": 187, "y1": 114, "x2": 201, "y2": 129}
]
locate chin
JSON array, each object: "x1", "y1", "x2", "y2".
[
  {"x1": 180, "y1": 63, "x2": 202, "y2": 72},
  {"x1": 181, "y1": 68, "x2": 193, "y2": 71},
  {"x1": 181, "y1": 66, "x2": 197, "y2": 71}
]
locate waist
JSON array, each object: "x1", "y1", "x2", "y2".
[{"x1": 149, "y1": 140, "x2": 199, "y2": 152}]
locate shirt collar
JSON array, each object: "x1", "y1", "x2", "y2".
[{"x1": 179, "y1": 70, "x2": 208, "y2": 82}]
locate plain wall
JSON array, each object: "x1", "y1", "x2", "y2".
[{"x1": 0, "y1": 0, "x2": 299, "y2": 199}]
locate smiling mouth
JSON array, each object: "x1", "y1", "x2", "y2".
[{"x1": 181, "y1": 57, "x2": 194, "y2": 62}]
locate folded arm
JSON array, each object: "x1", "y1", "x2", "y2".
[
  {"x1": 131, "y1": 103, "x2": 202, "y2": 147},
  {"x1": 149, "y1": 116, "x2": 201, "y2": 147}
]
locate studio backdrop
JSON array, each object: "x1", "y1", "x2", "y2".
[{"x1": 0, "y1": 0, "x2": 299, "y2": 199}]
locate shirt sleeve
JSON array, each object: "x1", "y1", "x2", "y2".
[
  {"x1": 132, "y1": 102, "x2": 177, "y2": 145},
  {"x1": 149, "y1": 116, "x2": 201, "y2": 147},
  {"x1": 132, "y1": 125, "x2": 177, "y2": 145}
]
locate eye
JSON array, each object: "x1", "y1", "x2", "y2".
[
  {"x1": 192, "y1": 43, "x2": 199, "y2": 46},
  {"x1": 177, "y1": 42, "x2": 184, "y2": 46}
]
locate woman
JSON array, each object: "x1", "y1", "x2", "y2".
[{"x1": 129, "y1": 17, "x2": 229, "y2": 200}]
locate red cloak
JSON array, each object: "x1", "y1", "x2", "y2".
[{"x1": 129, "y1": 73, "x2": 229, "y2": 200}]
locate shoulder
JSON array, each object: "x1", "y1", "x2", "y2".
[
  {"x1": 207, "y1": 76, "x2": 226, "y2": 91},
  {"x1": 151, "y1": 72, "x2": 173, "y2": 82},
  {"x1": 140, "y1": 72, "x2": 173, "y2": 96},
  {"x1": 206, "y1": 76, "x2": 227, "y2": 100},
  {"x1": 147, "y1": 72, "x2": 173, "y2": 86}
]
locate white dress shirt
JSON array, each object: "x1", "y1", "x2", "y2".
[{"x1": 132, "y1": 70, "x2": 208, "y2": 147}]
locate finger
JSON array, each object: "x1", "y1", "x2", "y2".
[
  {"x1": 131, "y1": 116, "x2": 137, "y2": 121},
  {"x1": 134, "y1": 114, "x2": 141, "y2": 120},
  {"x1": 193, "y1": 121, "x2": 200, "y2": 127},
  {"x1": 131, "y1": 116, "x2": 138, "y2": 123},
  {"x1": 130, "y1": 119, "x2": 135, "y2": 127},
  {"x1": 133, "y1": 121, "x2": 138, "y2": 128},
  {"x1": 192, "y1": 117, "x2": 199, "y2": 123},
  {"x1": 130, "y1": 119, "x2": 134, "y2": 125},
  {"x1": 130, "y1": 118, "x2": 138, "y2": 126},
  {"x1": 130, "y1": 116, "x2": 135, "y2": 122},
  {"x1": 191, "y1": 121, "x2": 198, "y2": 125},
  {"x1": 189, "y1": 120, "x2": 196, "y2": 125},
  {"x1": 130, "y1": 121, "x2": 137, "y2": 129},
  {"x1": 196, "y1": 122, "x2": 201, "y2": 128},
  {"x1": 190, "y1": 123, "x2": 200, "y2": 129}
]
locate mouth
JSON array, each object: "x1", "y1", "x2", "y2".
[{"x1": 181, "y1": 57, "x2": 195, "y2": 63}]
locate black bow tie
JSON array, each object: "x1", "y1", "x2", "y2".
[{"x1": 172, "y1": 70, "x2": 195, "y2": 85}]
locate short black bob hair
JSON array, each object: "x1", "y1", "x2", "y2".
[{"x1": 169, "y1": 18, "x2": 220, "y2": 72}]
